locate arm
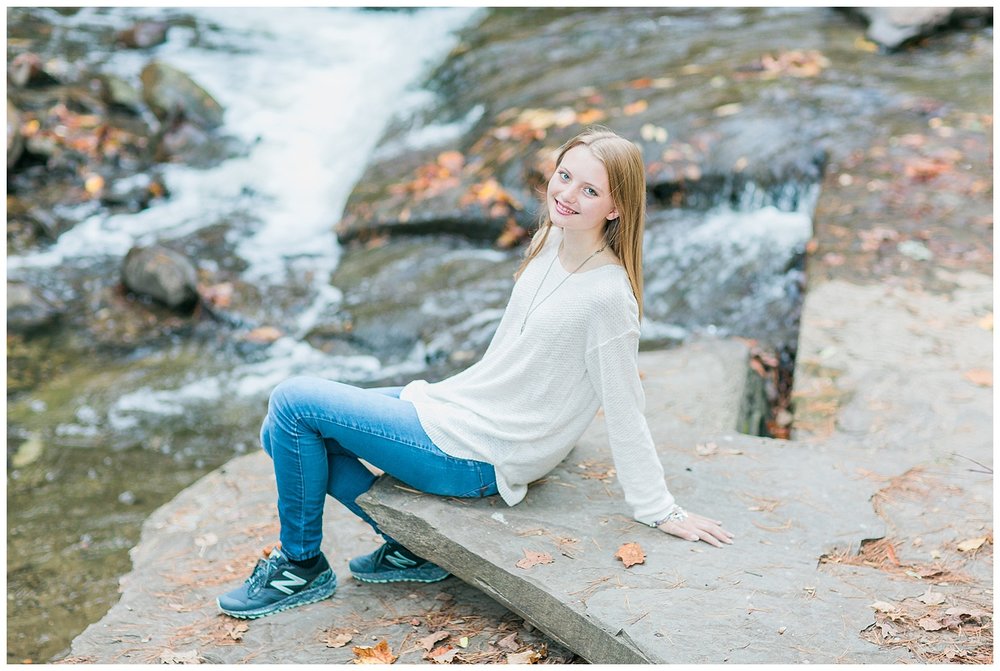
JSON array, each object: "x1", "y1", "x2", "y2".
[{"x1": 585, "y1": 330, "x2": 735, "y2": 547}]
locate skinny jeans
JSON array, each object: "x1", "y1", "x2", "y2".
[{"x1": 259, "y1": 376, "x2": 498, "y2": 561}]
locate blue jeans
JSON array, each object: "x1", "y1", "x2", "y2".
[{"x1": 259, "y1": 376, "x2": 498, "y2": 561}]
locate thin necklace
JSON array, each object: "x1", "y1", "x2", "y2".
[{"x1": 519, "y1": 240, "x2": 607, "y2": 335}]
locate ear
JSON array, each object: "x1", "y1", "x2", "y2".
[{"x1": 606, "y1": 210, "x2": 619, "y2": 221}]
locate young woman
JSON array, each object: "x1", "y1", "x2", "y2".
[{"x1": 218, "y1": 126, "x2": 734, "y2": 619}]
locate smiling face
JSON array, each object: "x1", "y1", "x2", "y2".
[{"x1": 546, "y1": 144, "x2": 619, "y2": 235}]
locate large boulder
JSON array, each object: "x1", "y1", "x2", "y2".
[
  {"x1": 843, "y1": 7, "x2": 993, "y2": 50},
  {"x1": 140, "y1": 61, "x2": 224, "y2": 129},
  {"x1": 7, "y1": 280, "x2": 63, "y2": 334},
  {"x1": 122, "y1": 244, "x2": 199, "y2": 311}
]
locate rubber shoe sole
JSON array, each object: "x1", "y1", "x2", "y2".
[
  {"x1": 218, "y1": 570, "x2": 336, "y2": 619},
  {"x1": 351, "y1": 565, "x2": 450, "y2": 584}
]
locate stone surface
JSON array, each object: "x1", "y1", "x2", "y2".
[
  {"x1": 847, "y1": 7, "x2": 993, "y2": 50},
  {"x1": 358, "y1": 346, "x2": 900, "y2": 663},
  {"x1": 121, "y1": 244, "x2": 199, "y2": 311},
  {"x1": 68, "y1": 451, "x2": 575, "y2": 664},
  {"x1": 140, "y1": 61, "x2": 224, "y2": 129}
]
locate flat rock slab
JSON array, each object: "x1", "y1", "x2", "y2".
[
  {"x1": 359, "y1": 346, "x2": 905, "y2": 663},
  {"x1": 69, "y1": 451, "x2": 574, "y2": 664}
]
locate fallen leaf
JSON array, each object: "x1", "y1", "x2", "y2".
[
  {"x1": 245, "y1": 326, "x2": 283, "y2": 344},
  {"x1": 917, "y1": 588, "x2": 946, "y2": 605},
  {"x1": 869, "y1": 601, "x2": 898, "y2": 613},
  {"x1": 696, "y1": 442, "x2": 718, "y2": 456},
  {"x1": 615, "y1": 542, "x2": 645, "y2": 568},
  {"x1": 918, "y1": 617, "x2": 949, "y2": 632},
  {"x1": 159, "y1": 649, "x2": 201, "y2": 664},
  {"x1": 962, "y1": 369, "x2": 992, "y2": 387},
  {"x1": 325, "y1": 631, "x2": 353, "y2": 648},
  {"x1": 623, "y1": 100, "x2": 648, "y2": 116},
  {"x1": 956, "y1": 536, "x2": 989, "y2": 552},
  {"x1": 436, "y1": 150, "x2": 465, "y2": 173},
  {"x1": 576, "y1": 108, "x2": 607, "y2": 125},
  {"x1": 495, "y1": 632, "x2": 519, "y2": 651},
  {"x1": 417, "y1": 631, "x2": 449, "y2": 651},
  {"x1": 426, "y1": 645, "x2": 459, "y2": 664},
  {"x1": 945, "y1": 605, "x2": 990, "y2": 621},
  {"x1": 457, "y1": 636, "x2": 469, "y2": 648},
  {"x1": 516, "y1": 549, "x2": 554, "y2": 570},
  {"x1": 224, "y1": 622, "x2": 248, "y2": 641},
  {"x1": 352, "y1": 639, "x2": 396, "y2": 664},
  {"x1": 506, "y1": 649, "x2": 543, "y2": 664}
]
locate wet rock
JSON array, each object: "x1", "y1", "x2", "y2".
[
  {"x1": 7, "y1": 280, "x2": 63, "y2": 334},
  {"x1": 140, "y1": 61, "x2": 224, "y2": 129},
  {"x1": 7, "y1": 98, "x2": 24, "y2": 169},
  {"x1": 115, "y1": 21, "x2": 169, "y2": 49},
  {"x1": 842, "y1": 7, "x2": 993, "y2": 50},
  {"x1": 96, "y1": 73, "x2": 143, "y2": 113},
  {"x1": 100, "y1": 172, "x2": 168, "y2": 214},
  {"x1": 338, "y1": 8, "x2": 840, "y2": 243},
  {"x1": 8, "y1": 52, "x2": 60, "y2": 88},
  {"x1": 122, "y1": 245, "x2": 199, "y2": 311}
]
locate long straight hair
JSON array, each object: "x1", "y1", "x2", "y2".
[{"x1": 513, "y1": 126, "x2": 646, "y2": 319}]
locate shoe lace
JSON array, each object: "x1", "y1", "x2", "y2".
[{"x1": 246, "y1": 550, "x2": 280, "y2": 594}]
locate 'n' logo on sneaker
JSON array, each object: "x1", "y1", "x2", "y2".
[
  {"x1": 270, "y1": 570, "x2": 307, "y2": 595},
  {"x1": 385, "y1": 551, "x2": 419, "y2": 569}
]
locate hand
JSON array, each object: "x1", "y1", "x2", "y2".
[{"x1": 656, "y1": 510, "x2": 734, "y2": 548}]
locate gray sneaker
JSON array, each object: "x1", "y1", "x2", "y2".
[
  {"x1": 217, "y1": 544, "x2": 336, "y2": 619},
  {"x1": 349, "y1": 541, "x2": 450, "y2": 583}
]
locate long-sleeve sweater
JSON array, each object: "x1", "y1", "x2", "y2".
[{"x1": 398, "y1": 225, "x2": 676, "y2": 525}]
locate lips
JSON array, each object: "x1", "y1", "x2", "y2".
[{"x1": 554, "y1": 199, "x2": 577, "y2": 216}]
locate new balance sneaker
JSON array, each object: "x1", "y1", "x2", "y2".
[
  {"x1": 217, "y1": 544, "x2": 336, "y2": 619},
  {"x1": 349, "y1": 541, "x2": 450, "y2": 583}
]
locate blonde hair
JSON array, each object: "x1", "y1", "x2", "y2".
[{"x1": 513, "y1": 126, "x2": 646, "y2": 318}]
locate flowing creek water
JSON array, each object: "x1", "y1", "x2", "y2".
[{"x1": 6, "y1": 7, "x2": 831, "y2": 663}]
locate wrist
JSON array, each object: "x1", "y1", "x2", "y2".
[{"x1": 648, "y1": 503, "x2": 688, "y2": 528}]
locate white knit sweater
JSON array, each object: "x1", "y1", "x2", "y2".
[{"x1": 399, "y1": 225, "x2": 676, "y2": 525}]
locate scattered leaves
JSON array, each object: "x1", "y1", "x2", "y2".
[
  {"x1": 614, "y1": 542, "x2": 645, "y2": 568},
  {"x1": 623, "y1": 100, "x2": 648, "y2": 116},
  {"x1": 735, "y1": 49, "x2": 830, "y2": 79},
  {"x1": 515, "y1": 549, "x2": 554, "y2": 570},
  {"x1": 917, "y1": 588, "x2": 946, "y2": 606},
  {"x1": 495, "y1": 632, "x2": 519, "y2": 652},
  {"x1": 352, "y1": 639, "x2": 396, "y2": 664}
]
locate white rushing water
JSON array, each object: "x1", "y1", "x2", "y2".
[{"x1": 8, "y1": 7, "x2": 485, "y2": 422}]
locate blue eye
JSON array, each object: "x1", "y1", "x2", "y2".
[
  {"x1": 558, "y1": 170, "x2": 569, "y2": 181},
  {"x1": 584, "y1": 187, "x2": 597, "y2": 197}
]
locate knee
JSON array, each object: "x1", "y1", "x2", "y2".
[{"x1": 268, "y1": 376, "x2": 317, "y2": 417}]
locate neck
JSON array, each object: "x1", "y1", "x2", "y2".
[{"x1": 558, "y1": 226, "x2": 606, "y2": 266}]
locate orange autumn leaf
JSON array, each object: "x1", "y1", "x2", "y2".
[
  {"x1": 628, "y1": 77, "x2": 654, "y2": 89},
  {"x1": 576, "y1": 108, "x2": 607, "y2": 125},
  {"x1": 245, "y1": 326, "x2": 283, "y2": 344},
  {"x1": 437, "y1": 150, "x2": 465, "y2": 173},
  {"x1": 426, "y1": 644, "x2": 459, "y2": 663},
  {"x1": 623, "y1": 100, "x2": 649, "y2": 116},
  {"x1": 515, "y1": 549, "x2": 554, "y2": 570},
  {"x1": 352, "y1": 639, "x2": 396, "y2": 664},
  {"x1": 963, "y1": 369, "x2": 992, "y2": 387},
  {"x1": 615, "y1": 542, "x2": 645, "y2": 568}
]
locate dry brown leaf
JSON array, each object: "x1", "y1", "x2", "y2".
[
  {"x1": 417, "y1": 631, "x2": 449, "y2": 651},
  {"x1": 869, "y1": 601, "x2": 898, "y2": 613},
  {"x1": 245, "y1": 326, "x2": 283, "y2": 344},
  {"x1": 506, "y1": 649, "x2": 543, "y2": 664},
  {"x1": 436, "y1": 150, "x2": 465, "y2": 173},
  {"x1": 426, "y1": 644, "x2": 459, "y2": 664},
  {"x1": 623, "y1": 100, "x2": 648, "y2": 116},
  {"x1": 917, "y1": 587, "x2": 946, "y2": 605},
  {"x1": 615, "y1": 542, "x2": 645, "y2": 568},
  {"x1": 352, "y1": 639, "x2": 396, "y2": 664},
  {"x1": 956, "y1": 535, "x2": 989, "y2": 552},
  {"x1": 159, "y1": 648, "x2": 201, "y2": 664},
  {"x1": 962, "y1": 369, "x2": 992, "y2": 387},
  {"x1": 576, "y1": 108, "x2": 607, "y2": 125},
  {"x1": 919, "y1": 617, "x2": 948, "y2": 632},
  {"x1": 495, "y1": 632, "x2": 519, "y2": 652},
  {"x1": 515, "y1": 549, "x2": 554, "y2": 570},
  {"x1": 325, "y1": 631, "x2": 353, "y2": 648}
]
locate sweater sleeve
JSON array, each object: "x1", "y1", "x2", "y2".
[{"x1": 585, "y1": 329, "x2": 676, "y2": 525}]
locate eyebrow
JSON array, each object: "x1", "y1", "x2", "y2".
[{"x1": 559, "y1": 167, "x2": 603, "y2": 194}]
